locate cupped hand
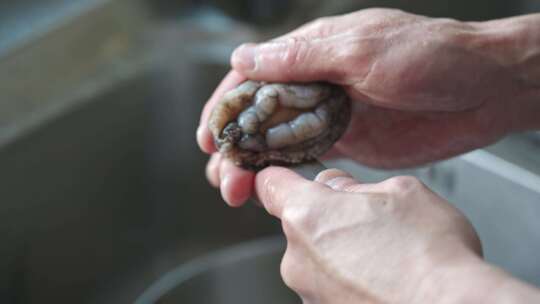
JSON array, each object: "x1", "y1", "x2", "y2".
[
  {"x1": 197, "y1": 8, "x2": 529, "y2": 205},
  {"x1": 255, "y1": 167, "x2": 483, "y2": 303},
  {"x1": 196, "y1": 71, "x2": 255, "y2": 206}
]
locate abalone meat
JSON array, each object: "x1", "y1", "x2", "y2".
[{"x1": 208, "y1": 81, "x2": 351, "y2": 170}]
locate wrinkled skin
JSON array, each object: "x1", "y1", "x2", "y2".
[
  {"x1": 197, "y1": 9, "x2": 540, "y2": 206},
  {"x1": 195, "y1": 7, "x2": 540, "y2": 304},
  {"x1": 260, "y1": 168, "x2": 476, "y2": 304},
  {"x1": 254, "y1": 167, "x2": 540, "y2": 303}
]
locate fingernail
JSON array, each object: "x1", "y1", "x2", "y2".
[
  {"x1": 232, "y1": 43, "x2": 257, "y2": 71},
  {"x1": 196, "y1": 125, "x2": 205, "y2": 149},
  {"x1": 325, "y1": 176, "x2": 357, "y2": 191},
  {"x1": 196, "y1": 125, "x2": 204, "y2": 140},
  {"x1": 314, "y1": 169, "x2": 353, "y2": 183},
  {"x1": 220, "y1": 175, "x2": 234, "y2": 206}
]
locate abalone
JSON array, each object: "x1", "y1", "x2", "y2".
[{"x1": 208, "y1": 81, "x2": 351, "y2": 170}]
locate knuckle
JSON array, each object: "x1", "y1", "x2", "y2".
[
  {"x1": 360, "y1": 7, "x2": 404, "y2": 21},
  {"x1": 355, "y1": 8, "x2": 402, "y2": 35},
  {"x1": 280, "y1": 183, "x2": 325, "y2": 237},
  {"x1": 303, "y1": 16, "x2": 336, "y2": 39},
  {"x1": 281, "y1": 193, "x2": 320, "y2": 234},
  {"x1": 385, "y1": 175, "x2": 424, "y2": 193},
  {"x1": 307, "y1": 17, "x2": 330, "y2": 31},
  {"x1": 343, "y1": 183, "x2": 366, "y2": 193},
  {"x1": 280, "y1": 252, "x2": 303, "y2": 290},
  {"x1": 279, "y1": 248, "x2": 313, "y2": 297},
  {"x1": 281, "y1": 204, "x2": 310, "y2": 236},
  {"x1": 283, "y1": 37, "x2": 310, "y2": 68},
  {"x1": 361, "y1": 7, "x2": 392, "y2": 17}
]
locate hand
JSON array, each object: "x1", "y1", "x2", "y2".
[
  {"x1": 255, "y1": 167, "x2": 540, "y2": 303},
  {"x1": 197, "y1": 9, "x2": 540, "y2": 205},
  {"x1": 196, "y1": 71, "x2": 248, "y2": 206}
]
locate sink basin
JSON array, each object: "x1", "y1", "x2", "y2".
[
  {"x1": 0, "y1": 0, "x2": 539, "y2": 303},
  {"x1": 136, "y1": 237, "x2": 299, "y2": 304},
  {"x1": 0, "y1": 1, "x2": 276, "y2": 303}
]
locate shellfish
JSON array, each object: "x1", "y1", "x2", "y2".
[{"x1": 208, "y1": 81, "x2": 351, "y2": 170}]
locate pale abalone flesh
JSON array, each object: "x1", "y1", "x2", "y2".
[{"x1": 208, "y1": 81, "x2": 351, "y2": 170}]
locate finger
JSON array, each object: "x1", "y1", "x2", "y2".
[
  {"x1": 219, "y1": 158, "x2": 255, "y2": 207},
  {"x1": 314, "y1": 168, "x2": 386, "y2": 193},
  {"x1": 280, "y1": 244, "x2": 315, "y2": 298},
  {"x1": 314, "y1": 168, "x2": 362, "y2": 191},
  {"x1": 325, "y1": 176, "x2": 362, "y2": 192},
  {"x1": 205, "y1": 153, "x2": 222, "y2": 188},
  {"x1": 197, "y1": 71, "x2": 246, "y2": 154},
  {"x1": 314, "y1": 168, "x2": 354, "y2": 183},
  {"x1": 255, "y1": 167, "x2": 329, "y2": 218},
  {"x1": 231, "y1": 35, "x2": 347, "y2": 83}
]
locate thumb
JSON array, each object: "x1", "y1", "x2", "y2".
[
  {"x1": 231, "y1": 38, "x2": 344, "y2": 83},
  {"x1": 255, "y1": 167, "x2": 329, "y2": 218}
]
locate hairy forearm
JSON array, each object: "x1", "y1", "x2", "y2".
[{"x1": 471, "y1": 14, "x2": 540, "y2": 131}]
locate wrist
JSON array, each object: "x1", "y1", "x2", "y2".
[
  {"x1": 419, "y1": 254, "x2": 540, "y2": 304},
  {"x1": 470, "y1": 15, "x2": 540, "y2": 87},
  {"x1": 469, "y1": 15, "x2": 540, "y2": 132}
]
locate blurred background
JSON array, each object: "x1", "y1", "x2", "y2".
[{"x1": 0, "y1": 0, "x2": 539, "y2": 303}]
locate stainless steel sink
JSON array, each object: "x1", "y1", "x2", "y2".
[
  {"x1": 135, "y1": 237, "x2": 299, "y2": 304},
  {"x1": 0, "y1": 1, "x2": 539, "y2": 303},
  {"x1": 0, "y1": 1, "x2": 277, "y2": 303}
]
